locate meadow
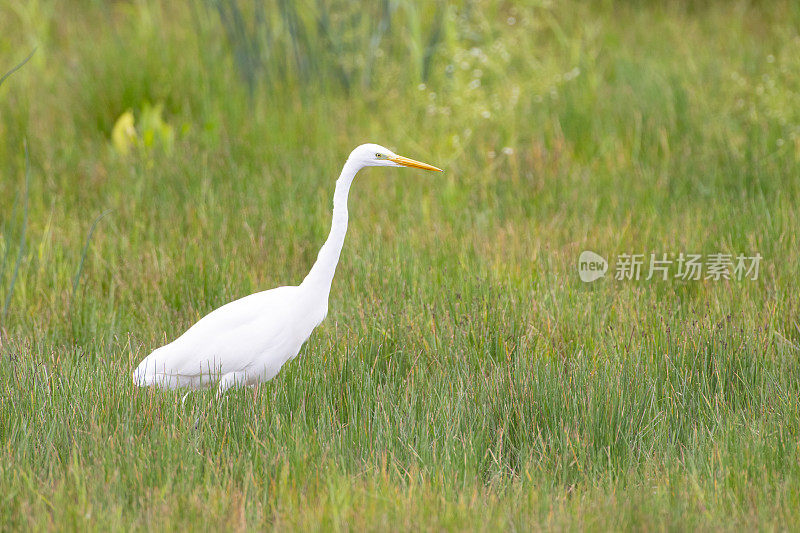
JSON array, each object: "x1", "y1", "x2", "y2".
[{"x1": 1, "y1": 0, "x2": 800, "y2": 529}]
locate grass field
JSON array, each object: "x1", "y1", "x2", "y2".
[{"x1": 2, "y1": 0, "x2": 800, "y2": 529}]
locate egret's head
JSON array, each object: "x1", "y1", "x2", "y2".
[{"x1": 348, "y1": 143, "x2": 443, "y2": 172}]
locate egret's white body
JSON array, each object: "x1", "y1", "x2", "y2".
[{"x1": 133, "y1": 144, "x2": 441, "y2": 395}]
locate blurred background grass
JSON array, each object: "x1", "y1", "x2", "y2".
[{"x1": 1, "y1": 0, "x2": 800, "y2": 529}]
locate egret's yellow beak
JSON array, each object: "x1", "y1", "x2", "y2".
[{"x1": 389, "y1": 154, "x2": 443, "y2": 172}]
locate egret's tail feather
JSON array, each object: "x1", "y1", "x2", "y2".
[{"x1": 132, "y1": 358, "x2": 178, "y2": 389}]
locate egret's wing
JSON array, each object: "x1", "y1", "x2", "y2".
[
  {"x1": 181, "y1": 285, "x2": 296, "y2": 338},
  {"x1": 135, "y1": 286, "x2": 299, "y2": 387}
]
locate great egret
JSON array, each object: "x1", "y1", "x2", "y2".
[{"x1": 133, "y1": 143, "x2": 442, "y2": 396}]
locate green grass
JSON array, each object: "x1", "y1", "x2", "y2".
[{"x1": 2, "y1": 0, "x2": 800, "y2": 529}]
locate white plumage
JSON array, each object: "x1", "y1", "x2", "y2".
[{"x1": 133, "y1": 143, "x2": 442, "y2": 396}]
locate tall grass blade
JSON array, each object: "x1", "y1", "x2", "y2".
[
  {"x1": 70, "y1": 209, "x2": 112, "y2": 310},
  {"x1": 2, "y1": 141, "x2": 30, "y2": 322},
  {"x1": 0, "y1": 48, "x2": 36, "y2": 89}
]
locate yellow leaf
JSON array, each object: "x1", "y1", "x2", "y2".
[{"x1": 112, "y1": 110, "x2": 137, "y2": 155}]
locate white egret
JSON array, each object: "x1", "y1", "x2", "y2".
[{"x1": 133, "y1": 143, "x2": 442, "y2": 396}]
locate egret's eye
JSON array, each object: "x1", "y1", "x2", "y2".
[{"x1": 375, "y1": 153, "x2": 382, "y2": 158}]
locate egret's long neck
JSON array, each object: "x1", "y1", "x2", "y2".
[{"x1": 301, "y1": 159, "x2": 360, "y2": 293}]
